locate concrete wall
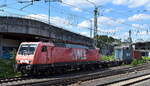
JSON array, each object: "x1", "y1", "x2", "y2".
[
  {"x1": 3, "y1": 39, "x2": 20, "y2": 47},
  {"x1": 0, "y1": 35, "x2": 3, "y2": 57},
  {"x1": 0, "y1": 35, "x2": 19, "y2": 58}
]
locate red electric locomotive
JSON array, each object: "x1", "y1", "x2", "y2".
[{"x1": 15, "y1": 42, "x2": 100, "y2": 74}]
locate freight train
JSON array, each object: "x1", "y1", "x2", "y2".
[{"x1": 15, "y1": 42, "x2": 102, "y2": 74}]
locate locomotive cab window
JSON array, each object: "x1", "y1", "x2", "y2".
[
  {"x1": 41, "y1": 46, "x2": 47, "y2": 52},
  {"x1": 18, "y1": 44, "x2": 37, "y2": 55}
]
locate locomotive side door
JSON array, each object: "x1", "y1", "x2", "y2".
[{"x1": 41, "y1": 46, "x2": 48, "y2": 64}]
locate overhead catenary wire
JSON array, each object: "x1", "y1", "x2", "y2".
[
  {"x1": 5, "y1": 1, "x2": 92, "y2": 27},
  {"x1": 0, "y1": 1, "x2": 19, "y2": 8},
  {"x1": 97, "y1": 10, "x2": 149, "y2": 41},
  {"x1": 61, "y1": 1, "x2": 92, "y2": 15},
  {"x1": 101, "y1": 6, "x2": 150, "y2": 29},
  {"x1": 2, "y1": 0, "x2": 148, "y2": 41},
  {"x1": 0, "y1": 7, "x2": 94, "y2": 32},
  {"x1": 104, "y1": 7, "x2": 150, "y2": 35},
  {"x1": 5, "y1": 1, "x2": 119, "y2": 33},
  {"x1": 48, "y1": 4, "x2": 122, "y2": 36},
  {"x1": 4, "y1": 4, "x2": 126, "y2": 37},
  {"x1": 0, "y1": 9, "x2": 92, "y2": 37},
  {"x1": 100, "y1": 15, "x2": 147, "y2": 30},
  {"x1": 49, "y1": 4, "x2": 91, "y2": 20},
  {"x1": 5, "y1": 5, "x2": 93, "y2": 31}
]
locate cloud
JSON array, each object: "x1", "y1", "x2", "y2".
[
  {"x1": 98, "y1": 27, "x2": 123, "y2": 33},
  {"x1": 128, "y1": 0, "x2": 150, "y2": 8},
  {"x1": 128, "y1": 14, "x2": 150, "y2": 21},
  {"x1": 112, "y1": 35, "x2": 120, "y2": 39},
  {"x1": 62, "y1": 0, "x2": 90, "y2": 7},
  {"x1": 50, "y1": 17, "x2": 69, "y2": 25},
  {"x1": 98, "y1": 16, "x2": 115, "y2": 26},
  {"x1": 62, "y1": 0, "x2": 91, "y2": 7},
  {"x1": 25, "y1": 14, "x2": 92, "y2": 37},
  {"x1": 99, "y1": 29, "x2": 117, "y2": 33},
  {"x1": 62, "y1": 0, "x2": 150, "y2": 9},
  {"x1": 25, "y1": 14, "x2": 69, "y2": 26},
  {"x1": 78, "y1": 20, "x2": 91, "y2": 28},
  {"x1": 112, "y1": 0, "x2": 128, "y2": 5},
  {"x1": 25, "y1": 14, "x2": 48, "y2": 21},
  {"x1": 124, "y1": 32, "x2": 129, "y2": 36},
  {"x1": 97, "y1": 17, "x2": 125, "y2": 26},
  {"x1": 78, "y1": 16, "x2": 125, "y2": 34},
  {"x1": 117, "y1": 18, "x2": 126, "y2": 23},
  {"x1": 132, "y1": 24, "x2": 148, "y2": 29},
  {"x1": 62, "y1": 0, "x2": 111, "y2": 8},
  {"x1": 112, "y1": 0, "x2": 150, "y2": 8},
  {"x1": 98, "y1": 17, "x2": 125, "y2": 26},
  {"x1": 97, "y1": 16, "x2": 118, "y2": 26},
  {"x1": 146, "y1": 4, "x2": 150, "y2": 10},
  {"x1": 104, "y1": 8, "x2": 113, "y2": 13},
  {"x1": 71, "y1": 8, "x2": 82, "y2": 12},
  {"x1": 80, "y1": 32, "x2": 89, "y2": 36}
]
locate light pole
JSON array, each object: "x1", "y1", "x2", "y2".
[
  {"x1": 86, "y1": 0, "x2": 100, "y2": 46},
  {"x1": 48, "y1": 1, "x2": 50, "y2": 24},
  {"x1": 90, "y1": 20, "x2": 93, "y2": 37},
  {"x1": 45, "y1": 0, "x2": 62, "y2": 24}
]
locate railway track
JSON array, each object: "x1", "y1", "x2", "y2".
[
  {"x1": 0, "y1": 63, "x2": 150, "y2": 86},
  {"x1": 100, "y1": 73, "x2": 150, "y2": 86},
  {"x1": 0, "y1": 76, "x2": 31, "y2": 84},
  {"x1": 1, "y1": 62, "x2": 150, "y2": 86}
]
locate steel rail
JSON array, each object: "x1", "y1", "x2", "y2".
[{"x1": 100, "y1": 73, "x2": 150, "y2": 86}]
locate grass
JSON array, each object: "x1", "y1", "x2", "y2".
[
  {"x1": 0, "y1": 58, "x2": 21, "y2": 78},
  {"x1": 142, "y1": 56, "x2": 150, "y2": 61},
  {"x1": 131, "y1": 59, "x2": 146, "y2": 66},
  {"x1": 130, "y1": 57, "x2": 150, "y2": 66},
  {"x1": 101, "y1": 55, "x2": 115, "y2": 61},
  {"x1": 101, "y1": 55, "x2": 150, "y2": 66}
]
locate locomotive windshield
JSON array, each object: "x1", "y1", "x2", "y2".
[{"x1": 18, "y1": 44, "x2": 37, "y2": 55}]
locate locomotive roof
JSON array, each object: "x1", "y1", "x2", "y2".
[
  {"x1": 21, "y1": 42, "x2": 41, "y2": 44},
  {"x1": 21, "y1": 42, "x2": 54, "y2": 46}
]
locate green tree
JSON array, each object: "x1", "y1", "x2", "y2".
[{"x1": 95, "y1": 35, "x2": 121, "y2": 48}]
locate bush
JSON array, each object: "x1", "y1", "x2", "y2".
[
  {"x1": 0, "y1": 58, "x2": 13, "y2": 78},
  {"x1": 142, "y1": 56, "x2": 150, "y2": 61},
  {"x1": 0, "y1": 58, "x2": 21, "y2": 78},
  {"x1": 131, "y1": 59, "x2": 146, "y2": 66},
  {"x1": 0, "y1": 49, "x2": 21, "y2": 78}
]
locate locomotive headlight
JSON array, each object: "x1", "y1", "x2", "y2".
[
  {"x1": 18, "y1": 60, "x2": 32, "y2": 64},
  {"x1": 16, "y1": 60, "x2": 20, "y2": 63},
  {"x1": 29, "y1": 60, "x2": 32, "y2": 63},
  {"x1": 20, "y1": 60, "x2": 29, "y2": 64}
]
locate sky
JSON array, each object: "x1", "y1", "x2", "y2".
[{"x1": 0, "y1": 0, "x2": 150, "y2": 42}]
